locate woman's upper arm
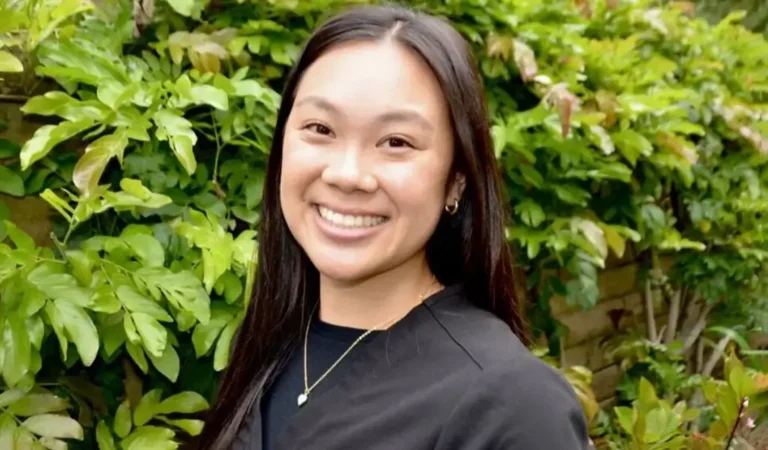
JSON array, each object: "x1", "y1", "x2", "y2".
[{"x1": 434, "y1": 354, "x2": 592, "y2": 450}]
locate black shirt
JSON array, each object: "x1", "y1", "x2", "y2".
[
  {"x1": 262, "y1": 316, "x2": 372, "y2": 449},
  {"x1": 234, "y1": 285, "x2": 591, "y2": 450}
]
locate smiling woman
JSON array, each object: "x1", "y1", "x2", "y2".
[{"x1": 195, "y1": 4, "x2": 590, "y2": 450}]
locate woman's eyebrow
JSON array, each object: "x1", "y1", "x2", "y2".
[
  {"x1": 294, "y1": 95, "x2": 342, "y2": 116},
  {"x1": 294, "y1": 95, "x2": 433, "y2": 131},
  {"x1": 377, "y1": 110, "x2": 433, "y2": 132}
]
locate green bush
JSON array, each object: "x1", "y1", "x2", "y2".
[{"x1": 2, "y1": 0, "x2": 768, "y2": 448}]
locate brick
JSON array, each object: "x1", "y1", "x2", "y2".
[
  {"x1": 549, "y1": 263, "x2": 640, "y2": 317},
  {"x1": 560, "y1": 292, "x2": 643, "y2": 347},
  {"x1": 2, "y1": 195, "x2": 52, "y2": 247},
  {"x1": 592, "y1": 364, "x2": 622, "y2": 401}
]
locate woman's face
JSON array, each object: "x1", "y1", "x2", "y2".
[{"x1": 280, "y1": 39, "x2": 459, "y2": 283}]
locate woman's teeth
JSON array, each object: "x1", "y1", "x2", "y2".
[{"x1": 318, "y1": 206, "x2": 386, "y2": 228}]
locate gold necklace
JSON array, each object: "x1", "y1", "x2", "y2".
[{"x1": 298, "y1": 276, "x2": 440, "y2": 407}]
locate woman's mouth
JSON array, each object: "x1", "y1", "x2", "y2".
[{"x1": 316, "y1": 205, "x2": 388, "y2": 228}]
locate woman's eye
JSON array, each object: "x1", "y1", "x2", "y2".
[
  {"x1": 384, "y1": 137, "x2": 413, "y2": 148},
  {"x1": 306, "y1": 123, "x2": 332, "y2": 136}
]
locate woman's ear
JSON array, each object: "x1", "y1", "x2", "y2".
[{"x1": 446, "y1": 173, "x2": 466, "y2": 205}]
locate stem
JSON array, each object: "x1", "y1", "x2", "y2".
[
  {"x1": 725, "y1": 398, "x2": 748, "y2": 450},
  {"x1": 682, "y1": 303, "x2": 714, "y2": 353},
  {"x1": 664, "y1": 289, "x2": 682, "y2": 344},
  {"x1": 702, "y1": 335, "x2": 731, "y2": 376},
  {"x1": 644, "y1": 278, "x2": 658, "y2": 342},
  {"x1": 211, "y1": 110, "x2": 222, "y2": 185}
]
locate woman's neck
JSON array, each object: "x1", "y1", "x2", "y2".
[{"x1": 318, "y1": 254, "x2": 440, "y2": 330}]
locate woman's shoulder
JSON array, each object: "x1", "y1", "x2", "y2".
[
  {"x1": 424, "y1": 286, "x2": 592, "y2": 449},
  {"x1": 422, "y1": 284, "x2": 533, "y2": 369}
]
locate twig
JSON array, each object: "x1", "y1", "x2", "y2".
[
  {"x1": 0, "y1": 94, "x2": 29, "y2": 102},
  {"x1": 725, "y1": 398, "x2": 748, "y2": 450},
  {"x1": 702, "y1": 335, "x2": 731, "y2": 376},
  {"x1": 644, "y1": 278, "x2": 658, "y2": 342}
]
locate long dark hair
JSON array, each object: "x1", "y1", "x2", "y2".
[{"x1": 196, "y1": 5, "x2": 527, "y2": 448}]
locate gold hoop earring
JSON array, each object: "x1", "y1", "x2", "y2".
[{"x1": 445, "y1": 198, "x2": 459, "y2": 215}]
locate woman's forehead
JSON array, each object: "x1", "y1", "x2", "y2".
[{"x1": 293, "y1": 40, "x2": 449, "y2": 122}]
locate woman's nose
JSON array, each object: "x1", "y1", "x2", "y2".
[{"x1": 320, "y1": 146, "x2": 377, "y2": 193}]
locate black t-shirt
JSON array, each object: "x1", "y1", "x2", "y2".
[
  {"x1": 234, "y1": 285, "x2": 591, "y2": 450},
  {"x1": 261, "y1": 317, "x2": 373, "y2": 449}
]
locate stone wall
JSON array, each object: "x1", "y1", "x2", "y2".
[
  {"x1": 551, "y1": 251, "x2": 665, "y2": 407},
  {"x1": 1, "y1": 100, "x2": 53, "y2": 247}
]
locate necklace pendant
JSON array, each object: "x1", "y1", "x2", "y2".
[{"x1": 297, "y1": 393, "x2": 308, "y2": 407}]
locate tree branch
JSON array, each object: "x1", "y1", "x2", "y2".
[
  {"x1": 664, "y1": 289, "x2": 682, "y2": 344},
  {"x1": 644, "y1": 278, "x2": 658, "y2": 342},
  {"x1": 695, "y1": 337, "x2": 704, "y2": 373},
  {"x1": 702, "y1": 335, "x2": 731, "y2": 376},
  {"x1": 682, "y1": 303, "x2": 714, "y2": 353}
]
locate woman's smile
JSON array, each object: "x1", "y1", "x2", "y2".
[{"x1": 312, "y1": 203, "x2": 390, "y2": 242}]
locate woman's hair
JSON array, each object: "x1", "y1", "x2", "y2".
[{"x1": 196, "y1": 4, "x2": 527, "y2": 448}]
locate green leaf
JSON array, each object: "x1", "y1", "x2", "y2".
[
  {"x1": 190, "y1": 85, "x2": 228, "y2": 110},
  {"x1": 40, "y1": 189, "x2": 74, "y2": 222},
  {"x1": 0, "y1": 165, "x2": 24, "y2": 196},
  {"x1": 0, "y1": 50, "x2": 23, "y2": 72},
  {"x1": 552, "y1": 184, "x2": 590, "y2": 206},
  {"x1": 20, "y1": 119, "x2": 95, "y2": 169},
  {"x1": 156, "y1": 391, "x2": 209, "y2": 415},
  {"x1": 97, "y1": 82, "x2": 139, "y2": 111},
  {"x1": 147, "y1": 344, "x2": 180, "y2": 383},
  {"x1": 124, "y1": 312, "x2": 141, "y2": 344},
  {"x1": 133, "y1": 389, "x2": 162, "y2": 427},
  {"x1": 0, "y1": 139, "x2": 21, "y2": 158},
  {"x1": 191, "y1": 307, "x2": 234, "y2": 357},
  {"x1": 27, "y1": 316, "x2": 44, "y2": 350},
  {"x1": 7, "y1": 393, "x2": 69, "y2": 417},
  {"x1": 0, "y1": 413, "x2": 17, "y2": 449},
  {"x1": 28, "y1": 263, "x2": 91, "y2": 306},
  {"x1": 135, "y1": 268, "x2": 210, "y2": 325},
  {"x1": 164, "y1": 0, "x2": 193, "y2": 16},
  {"x1": 116, "y1": 286, "x2": 172, "y2": 322},
  {"x1": 231, "y1": 79, "x2": 264, "y2": 98},
  {"x1": 44, "y1": 302, "x2": 68, "y2": 360},
  {"x1": 40, "y1": 436, "x2": 68, "y2": 449},
  {"x1": 156, "y1": 417, "x2": 204, "y2": 436},
  {"x1": 153, "y1": 110, "x2": 197, "y2": 175},
  {"x1": 96, "y1": 420, "x2": 117, "y2": 450},
  {"x1": 73, "y1": 130, "x2": 129, "y2": 197},
  {"x1": 91, "y1": 287, "x2": 122, "y2": 314},
  {"x1": 514, "y1": 199, "x2": 545, "y2": 228},
  {"x1": 55, "y1": 300, "x2": 99, "y2": 366},
  {"x1": 0, "y1": 389, "x2": 26, "y2": 409},
  {"x1": 215, "y1": 271, "x2": 243, "y2": 304},
  {"x1": 122, "y1": 233, "x2": 165, "y2": 268},
  {"x1": 638, "y1": 377, "x2": 659, "y2": 412},
  {"x1": 13, "y1": 425, "x2": 38, "y2": 449},
  {"x1": 611, "y1": 129, "x2": 653, "y2": 166},
  {"x1": 132, "y1": 312, "x2": 167, "y2": 358},
  {"x1": 22, "y1": 414, "x2": 84, "y2": 440},
  {"x1": 126, "y1": 340, "x2": 149, "y2": 373},
  {"x1": 614, "y1": 406, "x2": 634, "y2": 435},
  {"x1": 121, "y1": 425, "x2": 178, "y2": 450},
  {"x1": 214, "y1": 315, "x2": 242, "y2": 371},
  {"x1": 2, "y1": 313, "x2": 31, "y2": 387},
  {"x1": 114, "y1": 399, "x2": 133, "y2": 438},
  {"x1": 5, "y1": 221, "x2": 35, "y2": 253}
]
